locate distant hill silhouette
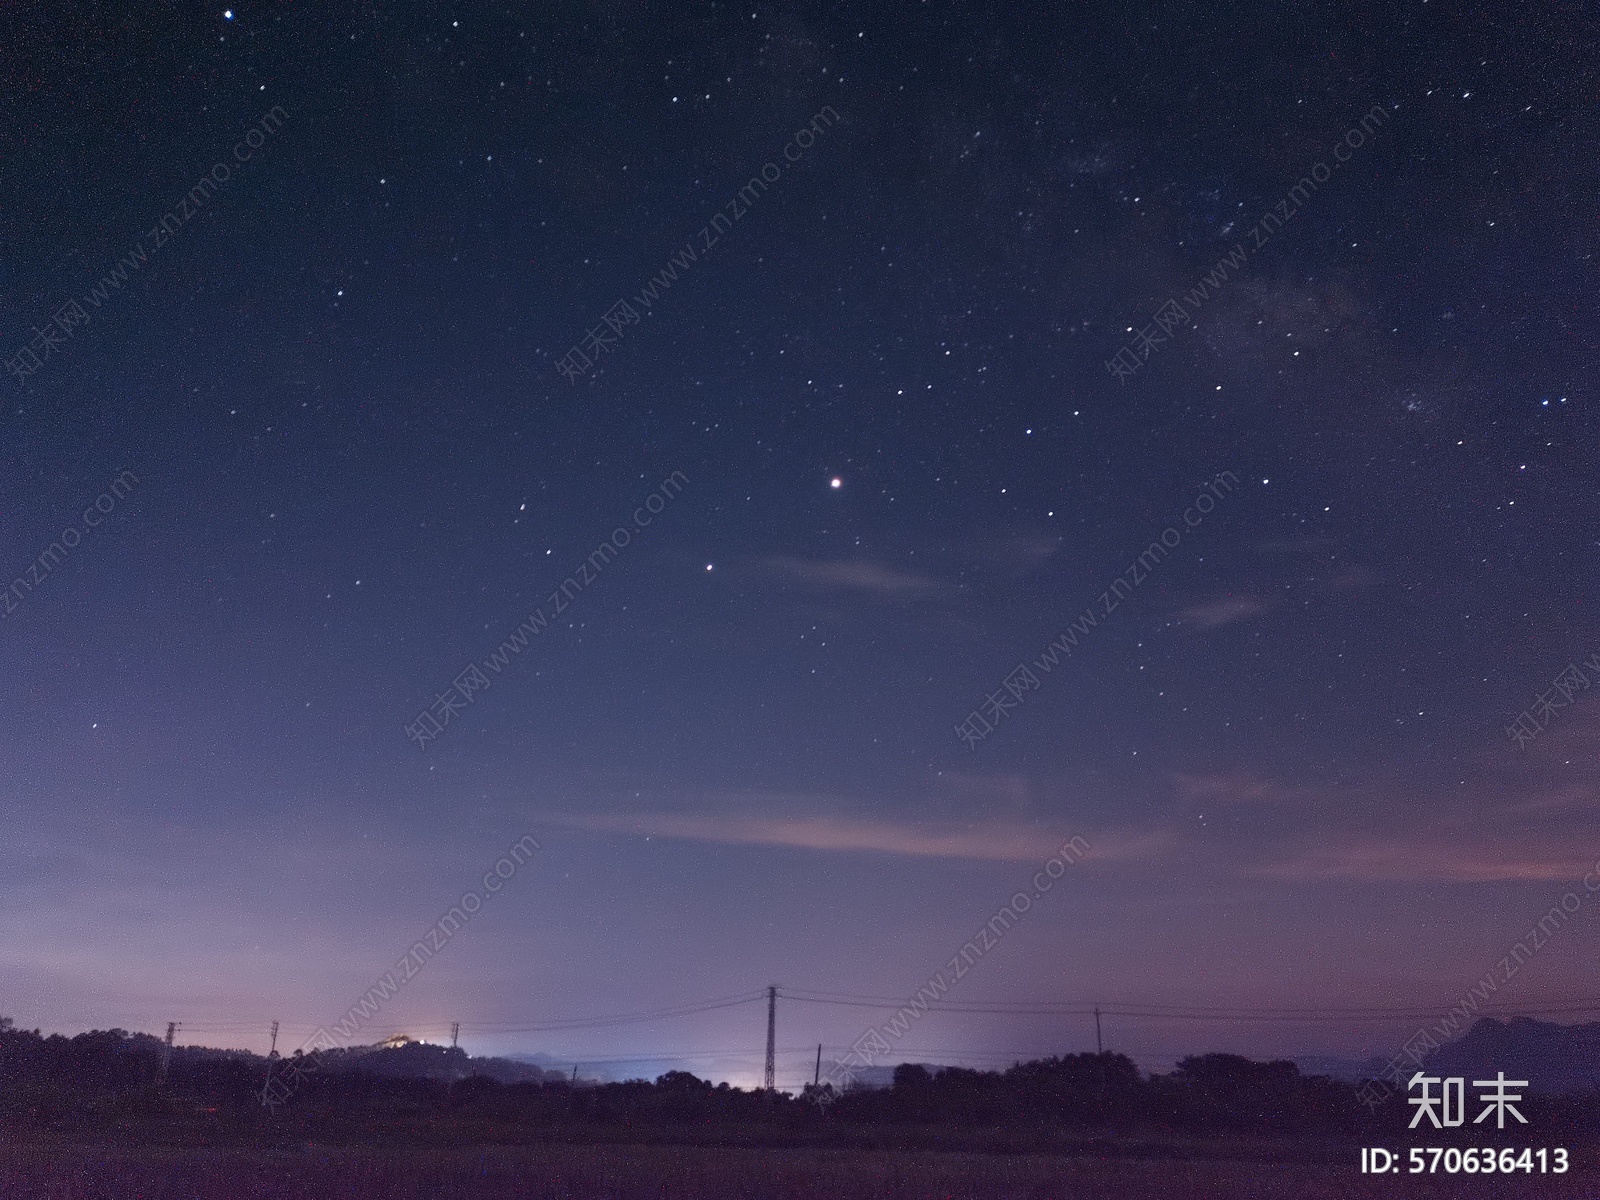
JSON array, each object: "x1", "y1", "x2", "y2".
[
  {"x1": 1425, "y1": 1017, "x2": 1600, "y2": 1094},
  {"x1": 304, "y1": 1038, "x2": 562, "y2": 1084},
  {"x1": 1292, "y1": 1055, "x2": 1390, "y2": 1084},
  {"x1": 164, "y1": 1032, "x2": 568, "y2": 1086}
]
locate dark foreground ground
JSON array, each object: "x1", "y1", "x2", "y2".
[{"x1": 1, "y1": 1144, "x2": 1593, "y2": 1200}]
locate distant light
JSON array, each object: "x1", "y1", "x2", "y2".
[
  {"x1": 224, "y1": 8, "x2": 233, "y2": 17},
  {"x1": 830, "y1": 477, "x2": 842, "y2": 489},
  {"x1": 705, "y1": 563, "x2": 714, "y2": 571}
]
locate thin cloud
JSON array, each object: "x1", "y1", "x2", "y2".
[
  {"x1": 535, "y1": 808, "x2": 1154, "y2": 864},
  {"x1": 762, "y1": 556, "x2": 942, "y2": 593},
  {"x1": 963, "y1": 532, "x2": 1062, "y2": 575},
  {"x1": 1253, "y1": 535, "x2": 1342, "y2": 556},
  {"x1": 1170, "y1": 764, "x2": 1600, "y2": 883},
  {"x1": 1253, "y1": 838, "x2": 1586, "y2": 885},
  {"x1": 1176, "y1": 594, "x2": 1272, "y2": 629},
  {"x1": 1319, "y1": 565, "x2": 1377, "y2": 593},
  {"x1": 1174, "y1": 772, "x2": 1295, "y2": 807}
]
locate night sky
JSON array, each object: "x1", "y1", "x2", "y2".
[{"x1": 3, "y1": 0, "x2": 1597, "y2": 1089}]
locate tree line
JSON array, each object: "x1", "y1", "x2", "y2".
[{"x1": 3, "y1": 1020, "x2": 1595, "y2": 1143}]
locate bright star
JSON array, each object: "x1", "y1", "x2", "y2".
[{"x1": 830, "y1": 477, "x2": 842, "y2": 489}]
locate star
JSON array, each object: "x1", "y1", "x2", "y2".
[{"x1": 830, "y1": 477, "x2": 842, "y2": 489}]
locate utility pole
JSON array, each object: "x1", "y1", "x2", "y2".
[
  {"x1": 764, "y1": 985, "x2": 777, "y2": 1092},
  {"x1": 262, "y1": 1020, "x2": 279, "y2": 1102},
  {"x1": 159, "y1": 1022, "x2": 177, "y2": 1083},
  {"x1": 1092, "y1": 1006, "x2": 1107, "y2": 1110},
  {"x1": 814, "y1": 1043, "x2": 822, "y2": 1088},
  {"x1": 450, "y1": 1021, "x2": 459, "y2": 1048},
  {"x1": 571, "y1": 1064, "x2": 578, "y2": 1085}
]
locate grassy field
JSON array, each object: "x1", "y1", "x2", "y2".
[{"x1": 0, "y1": 1144, "x2": 1592, "y2": 1199}]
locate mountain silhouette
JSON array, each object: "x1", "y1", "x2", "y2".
[{"x1": 1424, "y1": 1018, "x2": 1600, "y2": 1094}]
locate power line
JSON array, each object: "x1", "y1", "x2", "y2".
[
  {"x1": 37, "y1": 988, "x2": 1600, "y2": 1047},
  {"x1": 776, "y1": 989, "x2": 1600, "y2": 1022},
  {"x1": 541, "y1": 1045, "x2": 826, "y2": 1066},
  {"x1": 459, "y1": 991, "x2": 767, "y2": 1034}
]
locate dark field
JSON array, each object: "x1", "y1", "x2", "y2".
[{"x1": 1, "y1": 1144, "x2": 1593, "y2": 1200}]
